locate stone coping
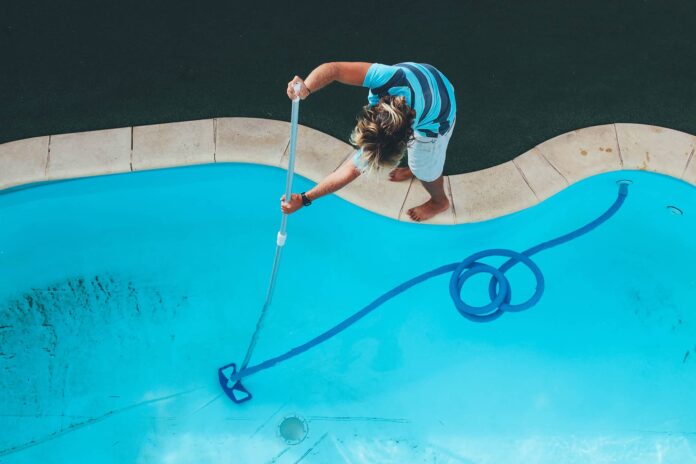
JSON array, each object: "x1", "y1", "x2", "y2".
[{"x1": 1, "y1": 118, "x2": 695, "y2": 225}]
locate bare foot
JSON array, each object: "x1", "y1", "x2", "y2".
[
  {"x1": 408, "y1": 198, "x2": 450, "y2": 222},
  {"x1": 388, "y1": 167, "x2": 413, "y2": 182}
]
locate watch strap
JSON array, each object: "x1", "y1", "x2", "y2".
[{"x1": 300, "y1": 192, "x2": 312, "y2": 206}]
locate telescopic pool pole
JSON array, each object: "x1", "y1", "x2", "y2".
[{"x1": 219, "y1": 83, "x2": 303, "y2": 402}]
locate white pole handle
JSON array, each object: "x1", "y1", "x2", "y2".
[{"x1": 293, "y1": 82, "x2": 302, "y2": 101}]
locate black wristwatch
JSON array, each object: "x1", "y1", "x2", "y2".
[{"x1": 300, "y1": 192, "x2": 312, "y2": 207}]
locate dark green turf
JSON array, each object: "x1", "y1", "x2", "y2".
[{"x1": 2, "y1": 1, "x2": 696, "y2": 174}]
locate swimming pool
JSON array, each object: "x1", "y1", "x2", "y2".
[{"x1": 1, "y1": 164, "x2": 695, "y2": 463}]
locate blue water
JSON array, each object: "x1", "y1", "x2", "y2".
[{"x1": 1, "y1": 164, "x2": 695, "y2": 463}]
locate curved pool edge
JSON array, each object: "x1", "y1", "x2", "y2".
[{"x1": 1, "y1": 118, "x2": 695, "y2": 224}]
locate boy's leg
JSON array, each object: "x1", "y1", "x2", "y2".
[
  {"x1": 388, "y1": 152, "x2": 413, "y2": 182},
  {"x1": 407, "y1": 176, "x2": 450, "y2": 221},
  {"x1": 406, "y1": 123, "x2": 455, "y2": 221},
  {"x1": 388, "y1": 166, "x2": 413, "y2": 181}
]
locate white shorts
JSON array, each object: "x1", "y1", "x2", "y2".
[{"x1": 407, "y1": 120, "x2": 455, "y2": 182}]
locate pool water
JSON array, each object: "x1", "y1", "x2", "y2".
[{"x1": 1, "y1": 164, "x2": 695, "y2": 463}]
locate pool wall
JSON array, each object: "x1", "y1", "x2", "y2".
[{"x1": 1, "y1": 118, "x2": 695, "y2": 224}]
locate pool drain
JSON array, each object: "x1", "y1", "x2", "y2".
[
  {"x1": 667, "y1": 205, "x2": 683, "y2": 216},
  {"x1": 278, "y1": 415, "x2": 308, "y2": 445}
]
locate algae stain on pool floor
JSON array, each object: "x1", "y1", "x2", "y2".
[{"x1": 0, "y1": 274, "x2": 192, "y2": 451}]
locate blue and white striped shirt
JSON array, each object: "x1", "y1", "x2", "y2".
[{"x1": 363, "y1": 62, "x2": 456, "y2": 138}]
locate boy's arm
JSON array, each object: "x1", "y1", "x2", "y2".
[
  {"x1": 281, "y1": 160, "x2": 361, "y2": 214},
  {"x1": 287, "y1": 62, "x2": 372, "y2": 99}
]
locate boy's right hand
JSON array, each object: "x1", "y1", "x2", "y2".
[
  {"x1": 286, "y1": 76, "x2": 311, "y2": 100},
  {"x1": 280, "y1": 193, "x2": 303, "y2": 214}
]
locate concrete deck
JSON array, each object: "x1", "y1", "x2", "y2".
[{"x1": 2, "y1": 119, "x2": 695, "y2": 224}]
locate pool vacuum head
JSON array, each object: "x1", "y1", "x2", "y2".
[{"x1": 218, "y1": 363, "x2": 252, "y2": 403}]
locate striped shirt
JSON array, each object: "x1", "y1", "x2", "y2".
[{"x1": 363, "y1": 62, "x2": 456, "y2": 138}]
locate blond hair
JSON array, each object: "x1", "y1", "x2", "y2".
[{"x1": 350, "y1": 96, "x2": 416, "y2": 173}]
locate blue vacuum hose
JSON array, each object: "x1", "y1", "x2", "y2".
[{"x1": 219, "y1": 182, "x2": 629, "y2": 403}]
